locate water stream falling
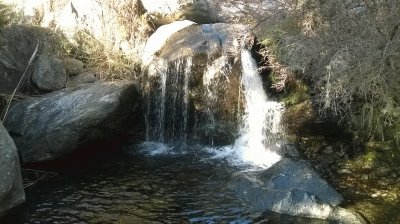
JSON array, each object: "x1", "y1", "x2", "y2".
[
  {"x1": 207, "y1": 49, "x2": 282, "y2": 168},
  {"x1": 143, "y1": 47, "x2": 283, "y2": 168}
]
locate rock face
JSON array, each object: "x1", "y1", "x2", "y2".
[
  {"x1": 32, "y1": 53, "x2": 67, "y2": 92},
  {"x1": 4, "y1": 0, "x2": 150, "y2": 56},
  {"x1": 142, "y1": 22, "x2": 254, "y2": 145},
  {"x1": 141, "y1": 0, "x2": 218, "y2": 25},
  {"x1": 228, "y1": 158, "x2": 366, "y2": 223},
  {"x1": 142, "y1": 20, "x2": 196, "y2": 65},
  {"x1": 0, "y1": 122, "x2": 25, "y2": 217},
  {"x1": 64, "y1": 58, "x2": 84, "y2": 76},
  {"x1": 67, "y1": 72, "x2": 97, "y2": 87},
  {"x1": 4, "y1": 81, "x2": 140, "y2": 163}
]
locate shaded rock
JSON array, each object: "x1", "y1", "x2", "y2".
[
  {"x1": 141, "y1": 0, "x2": 218, "y2": 25},
  {"x1": 227, "y1": 158, "x2": 366, "y2": 223},
  {"x1": 32, "y1": 53, "x2": 67, "y2": 92},
  {"x1": 0, "y1": 122, "x2": 25, "y2": 217},
  {"x1": 64, "y1": 58, "x2": 84, "y2": 76},
  {"x1": 0, "y1": 67, "x2": 20, "y2": 95},
  {"x1": 67, "y1": 72, "x2": 97, "y2": 87},
  {"x1": 282, "y1": 100, "x2": 316, "y2": 135},
  {"x1": 4, "y1": 81, "x2": 140, "y2": 163}
]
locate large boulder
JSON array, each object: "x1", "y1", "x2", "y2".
[
  {"x1": 141, "y1": 0, "x2": 218, "y2": 25},
  {"x1": 0, "y1": 122, "x2": 25, "y2": 217},
  {"x1": 32, "y1": 53, "x2": 67, "y2": 92},
  {"x1": 142, "y1": 23, "x2": 254, "y2": 145},
  {"x1": 3, "y1": 0, "x2": 150, "y2": 56},
  {"x1": 4, "y1": 81, "x2": 140, "y2": 163},
  {"x1": 228, "y1": 158, "x2": 366, "y2": 223}
]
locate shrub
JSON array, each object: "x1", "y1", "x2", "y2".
[{"x1": 251, "y1": 0, "x2": 400, "y2": 142}]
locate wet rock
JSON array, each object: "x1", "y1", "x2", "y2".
[
  {"x1": 141, "y1": 0, "x2": 218, "y2": 25},
  {"x1": 0, "y1": 122, "x2": 25, "y2": 217},
  {"x1": 229, "y1": 158, "x2": 367, "y2": 223},
  {"x1": 229, "y1": 158, "x2": 342, "y2": 218},
  {"x1": 64, "y1": 58, "x2": 84, "y2": 76},
  {"x1": 32, "y1": 53, "x2": 67, "y2": 92},
  {"x1": 143, "y1": 22, "x2": 253, "y2": 144},
  {"x1": 4, "y1": 81, "x2": 140, "y2": 162}
]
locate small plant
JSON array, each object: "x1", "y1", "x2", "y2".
[{"x1": 0, "y1": 1, "x2": 13, "y2": 29}]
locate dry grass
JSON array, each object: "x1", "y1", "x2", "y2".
[
  {"x1": 63, "y1": 0, "x2": 153, "y2": 81},
  {"x1": 0, "y1": 0, "x2": 13, "y2": 28},
  {"x1": 253, "y1": 0, "x2": 400, "y2": 142}
]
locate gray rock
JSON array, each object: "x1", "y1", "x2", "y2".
[
  {"x1": 67, "y1": 72, "x2": 97, "y2": 87},
  {"x1": 0, "y1": 122, "x2": 25, "y2": 217},
  {"x1": 4, "y1": 81, "x2": 140, "y2": 162},
  {"x1": 228, "y1": 158, "x2": 365, "y2": 223},
  {"x1": 64, "y1": 58, "x2": 84, "y2": 76},
  {"x1": 0, "y1": 67, "x2": 21, "y2": 95},
  {"x1": 142, "y1": 23, "x2": 253, "y2": 144},
  {"x1": 141, "y1": 0, "x2": 218, "y2": 25},
  {"x1": 32, "y1": 54, "x2": 67, "y2": 92}
]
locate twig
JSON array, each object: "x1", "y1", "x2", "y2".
[{"x1": 1, "y1": 40, "x2": 39, "y2": 122}]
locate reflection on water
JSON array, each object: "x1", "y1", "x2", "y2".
[
  {"x1": 5, "y1": 148, "x2": 255, "y2": 224},
  {"x1": 3, "y1": 144, "x2": 334, "y2": 224}
]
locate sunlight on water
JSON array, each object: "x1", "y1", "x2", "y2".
[{"x1": 206, "y1": 49, "x2": 282, "y2": 168}]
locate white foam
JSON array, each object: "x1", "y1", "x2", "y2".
[
  {"x1": 138, "y1": 141, "x2": 175, "y2": 156},
  {"x1": 206, "y1": 49, "x2": 282, "y2": 168}
]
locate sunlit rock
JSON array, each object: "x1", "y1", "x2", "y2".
[
  {"x1": 228, "y1": 158, "x2": 367, "y2": 223},
  {"x1": 4, "y1": 81, "x2": 140, "y2": 162},
  {"x1": 141, "y1": 0, "x2": 218, "y2": 25}
]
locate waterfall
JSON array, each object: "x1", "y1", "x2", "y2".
[
  {"x1": 142, "y1": 47, "x2": 283, "y2": 168},
  {"x1": 233, "y1": 49, "x2": 282, "y2": 167},
  {"x1": 144, "y1": 58, "x2": 192, "y2": 144},
  {"x1": 207, "y1": 49, "x2": 282, "y2": 168}
]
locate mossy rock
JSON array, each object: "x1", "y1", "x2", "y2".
[{"x1": 282, "y1": 100, "x2": 316, "y2": 135}]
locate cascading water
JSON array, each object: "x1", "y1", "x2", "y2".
[
  {"x1": 144, "y1": 58, "x2": 193, "y2": 144},
  {"x1": 142, "y1": 39, "x2": 283, "y2": 168}
]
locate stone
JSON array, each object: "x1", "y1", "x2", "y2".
[
  {"x1": 227, "y1": 158, "x2": 366, "y2": 222},
  {"x1": 64, "y1": 58, "x2": 84, "y2": 76},
  {"x1": 4, "y1": 0, "x2": 149, "y2": 56},
  {"x1": 32, "y1": 53, "x2": 67, "y2": 92},
  {"x1": 142, "y1": 20, "x2": 196, "y2": 65},
  {"x1": 142, "y1": 22, "x2": 254, "y2": 145},
  {"x1": 0, "y1": 121, "x2": 25, "y2": 217},
  {"x1": 67, "y1": 72, "x2": 97, "y2": 87},
  {"x1": 4, "y1": 81, "x2": 140, "y2": 162},
  {"x1": 141, "y1": 0, "x2": 218, "y2": 25}
]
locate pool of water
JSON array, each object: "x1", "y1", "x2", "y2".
[{"x1": 2, "y1": 144, "x2": 335, "y2": 224}]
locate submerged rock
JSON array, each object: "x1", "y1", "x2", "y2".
[
  {"x1": 0, "y1": 122, "x2": 25, "y2": 217},
  {"x1": 4, "y1": 81, "x2": 140, "y2": 163},
  {"x1": 228, "y1": 158, "x2": 366, "y2": 223},
  {"x1": 141, "y1": 0, "x2": 218, "y2": 25}
]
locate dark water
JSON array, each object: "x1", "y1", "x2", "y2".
[
  {"x1": 3, "y1": 147, "x2": 256, "y2": 224},
  {"x1": 2, "y1": 144, "x2": 335, "y2": 224}
]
